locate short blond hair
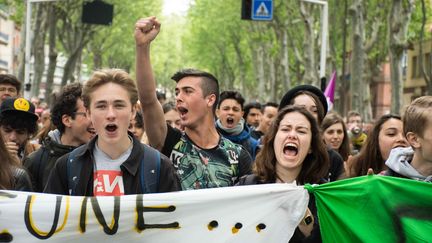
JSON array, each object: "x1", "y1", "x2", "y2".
[
  {"x1": 82, "y1": 69, "x2": 138, "y2": 109},
  {"x1": 403, "y1": 96, "x2": 432, "y2": 138}
]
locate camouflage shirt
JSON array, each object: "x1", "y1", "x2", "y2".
[{"x1": 163, "y1": 126, "x2": 252, "y2": 190}]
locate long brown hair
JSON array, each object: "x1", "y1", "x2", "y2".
[
  {"x1": 321, "y1": 112, "x2": 350, "y2": 161},
  {"x1": 0, "y1": 134, "x2": 19, "y2": 189},
  {"x1": 350, "y1": 114, "x2": 402, "y2": 176},
  {"x1": 254, "y1": 106, "x2": 329, "y2": 184}
]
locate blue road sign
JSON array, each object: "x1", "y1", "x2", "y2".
[{"x1": 251, "y1": 0, "x2": 273, "y2": 21}]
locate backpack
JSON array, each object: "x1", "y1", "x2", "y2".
[{"x1": 67, "y1": 143, "x2": 160, "y2": 195}]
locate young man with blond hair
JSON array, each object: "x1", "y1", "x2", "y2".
[{"x1": 44, "y1": 69, "x2": 180, "y2": 195}]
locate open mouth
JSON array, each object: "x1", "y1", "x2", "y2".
[
  {"x1": 105, "y1": 124, "x2": 118, "y2": 133},
  {"x1": 177, "y1": 107, "x2": 188, "y2": 117},
  {"x1": 226, "y1": 117, "x2": 235, "y2": 125},
  {"x1": 283, "y1": 143, "x2": 298, "y2": 156},
  {"x1": 87, "y1": 127, "x2": 96, "y2": 135}
]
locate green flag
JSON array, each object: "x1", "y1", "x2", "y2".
[{"x1": 310, "y1": 175, "x2": 432, "y2": 242}]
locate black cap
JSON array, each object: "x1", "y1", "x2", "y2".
[
  {"x1": 279, "y1": 84, "x2": 328, "y2": 115},
  {"x1": 0, "y1": 97, "x2": 38, "y2": 121}
]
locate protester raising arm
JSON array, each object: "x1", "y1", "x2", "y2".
[{"x1": 135, "y1": 17, "x2": 167, "y2": 151}]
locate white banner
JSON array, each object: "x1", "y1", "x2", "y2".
[{"x1": 0, "y1": 184, "x2": 308, "y2": 243}]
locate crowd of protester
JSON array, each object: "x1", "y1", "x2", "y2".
[{"x1": 0, "y1": 16, "x2": 431, "y2": 243}]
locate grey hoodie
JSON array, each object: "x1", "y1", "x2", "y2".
[
  {"x1": 385, "y1": 147, "x2": 432, "y2": 182},
  {"x1": 47, "y1": 129, "x2": 62, "y2": 144}
]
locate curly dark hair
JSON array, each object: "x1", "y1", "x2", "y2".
[
  {"x1": 51, "y1": 82, "x2": 83, "y2": 133},
  {"x1": 0, "y1": 113, "x2": 38, "y2": 135}
]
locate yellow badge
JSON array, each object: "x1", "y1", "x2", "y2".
[{"x1": 13, "y1": 98, "x2": 31, "y2": 112}]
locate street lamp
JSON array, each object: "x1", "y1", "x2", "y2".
[
  {"x1": 24, "y1": 0, "x2": 61, "y2": 99},
  {"x1": 301, "y1": 0, "x2": 328, "y2": 83}
]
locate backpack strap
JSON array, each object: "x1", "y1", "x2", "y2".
[
  {"x1": 67, "y1": 145, "x2": 86, "y2": 196},
  {"x1": 34, "y1": 146, "x2": 48, "y2": 191},
  {"x1": 140, "y1": 144, "x2": 161, "y2": 194},
  {"x1": 249, "y1": 138, "x2": 260, "y2": 159}
]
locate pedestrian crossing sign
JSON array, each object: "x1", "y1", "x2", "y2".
[{"x1": 251, "y1": 0, "x2": 273, "y2": 21}]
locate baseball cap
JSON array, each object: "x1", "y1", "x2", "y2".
[
  {"x1": 279, "y1": 84, "x2": 328, "y2": 115},
  {"x1": 0, "y1": 97, "x2": 39, "y2": 122}
]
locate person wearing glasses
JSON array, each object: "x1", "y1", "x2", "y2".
[{"x1": 24, "y1": 83, "x2": 96, "y2": 192}]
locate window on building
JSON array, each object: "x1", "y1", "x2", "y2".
[{"x1": 411, "y1": 56, "x2": 418, "y2": 78}]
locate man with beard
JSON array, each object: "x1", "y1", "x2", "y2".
[{"x1": 24, "y1": 83, "x2": 96, "y2": 192}]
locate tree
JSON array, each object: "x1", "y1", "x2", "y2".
[
  {"x1": 31, "y1": 3, "x2": 48, "y2": 98},
  {"x1": 418, "y1": 0, "x2": 432, "y2": 94},
  {"x1": 56, "y1": 1, "x2": 96, "y2": 86},
  {"x1": 44, "y1": 3, "x2": 58, "y2": 105},
  {"x1": 388, "y1": 0, "x2": 415, "y2": 114}
]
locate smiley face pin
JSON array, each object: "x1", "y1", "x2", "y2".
[{"x1": 13, "y1": 98, "x2": 31, "y2": 112}]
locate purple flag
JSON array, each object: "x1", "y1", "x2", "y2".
[{"x1": 324, "y1": 71, "x2": 336, "y2": 111}]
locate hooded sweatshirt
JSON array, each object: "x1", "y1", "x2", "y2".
[
  {"x1": 23, "y1": 129, "x2": 77, "y2": 191},
  {"x1": 385, "y1": 147, "x2": 432, "y2": 182}
]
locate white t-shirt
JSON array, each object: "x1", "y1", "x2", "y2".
[{"x1": 92, "y1": 139, "x2": 133, "y2": 196}]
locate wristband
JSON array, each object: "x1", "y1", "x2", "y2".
[{"x1": 302, "y1": 215, "x2": 313, "y2": 225}]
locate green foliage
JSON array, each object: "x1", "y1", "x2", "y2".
[
  {"x1": 408, "y1": 0, "x2": 432, "y2": 41},
  {"x1": 82, "y1": 0, "x2": 162, "y2": 75},
  {"x1": 3, "y1": 0, "x2": 428, "y2": 102},
  {"x1": 0, "y1": 0, "x2": 24, "y2": 24}
]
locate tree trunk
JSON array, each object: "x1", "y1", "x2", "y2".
[
  {"x1": 232, "y1": 34, "x2": 246, "y2": 98},
  {"x1": 338, "y1": 0, "x2": 349, "y2": 116},
  {"x1": 300, "y1": 2, "x2": 318, "y2": 86},
  {"x1": 17, "y1": 5, "x2": 29, "y2": 83},
  {"x1": 57, "y1": 1, "x2": 95, "y2": 86},
  {"x1": 349, "y1": 0, "x2": 365, "y2": 113},
  {"x1": 74, "y1": 50, "x2": 83, "y2": 83},
  {"x1": 256, "y1": 45, "x2": 265, "y2": 101},
  {"x1": 269, "y1": 58, "x2": 276, "y2": 101},
  {"x1": 280, "y1": 21, "x2": 291, "y2": 96},
  {"x1": 388, "y1": 0, "x2": 414, "y2": 113},
  {"x1": 418, "y1": 0, "x2": 432, "y2": 94},
  {"x1": 45, "y1": 4, "x2": 57, "y2": 105},
  {"x1": 31, "y1": 4, "x2": 48, "y2": 98},
  {"x1": 61, "y1": 48, "x2": 81, "y2": 86},
  {"x1": 92, "y1": 49, "x2": 103, "y2": 70}
]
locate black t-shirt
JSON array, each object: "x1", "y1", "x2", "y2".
[
  {"x1": 327, "y1": 148, "x2": 344, "y2": 182},
  {"x1": 237, "y1": 175, "x2": 322, "y2": 243},
  {"x1": 162, "y1": 125, "x2": 252, "y2": 190}
]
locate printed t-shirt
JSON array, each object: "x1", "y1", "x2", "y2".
[{"x1": 92, "y1": 141, "x2": 132, "y2": 196}]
